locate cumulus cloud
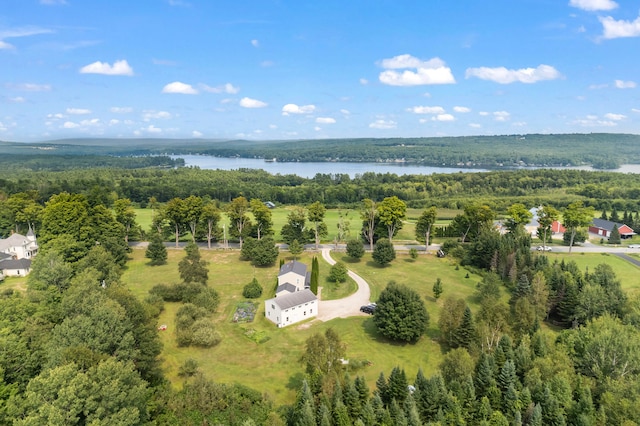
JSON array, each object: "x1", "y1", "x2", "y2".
[
  {"x1": 408, "y1": 106, "x2": 445, "y2": 114},
  {"x1": 340, "y1": 109, "x2": 351, "y2": 115},
  {"x1": 66, "y1": 108, "x2": 91, "y2": 115},
  {"x1": 453, "y1": 106, "x2": 471, "y2": 113},
  {"x1": 360, "y1": 78, "x2": 369, "y2": 85},
  {"x1": 62, "y1": 121, "x2": 79, "y2": 129},
  {"x1": 109, "y1": 119, "x2": 119, "y2": 125},
  {"x1": 7, "y1": 83, "x2": 51, "y2": 92},
  {"x1": 569, "y1": 0, "x2": 617, "y2": 11},
  {"x1": 573, "y1": 114, "x2": 618, "y2": 127},
  {"x1": 110, "y1": 106, "x2": 133, "y2": 113},
  {"x1": 599, "y1": 15, "x2": 640, "y2": 39},
  {"x1": 432, "y1": 114, "x2": 455, "y2": 122},
  {"x1": 466, "y1": 64, "x2": 561, "y2": 84},
  {"x1": 145, "y1": 125, "x2": 163, "y2": 134},
  {"x1": 251, "y1": 39, "x2": 259, "y2": 47},
  {"x1": 493, "y1": 111, "x2": 511, "y2": 121},
  {"x1": 80, "y1": 60, "x2": 134, "y2": 76},
  {"x1": 240, "y1": 97, "x2": 268, "y2": 108},
  {"x1": 604, "y1": 112, "x2": 626, "y2": 120},
  {"x1": 162, "y1": 81, "x2": 198, "y2": 94},
  {"x1": 369, "y1": 119, "x2": 397, "y2": 129},
  {"x1": 200, "y1": 82, "x2": 240, "y2": 94},
  {"x1": 378, "y1": 54, "x2": 455, "y2": 86},
  {"x1": 282, "y1": 103, "x2": 316, "y2": 115},
  {"x1": 614, "y1": 79, "x2": 637, "y2": 89},
  {"x1": 192, "y1": 130, "x2": 203, "y2": 137},
  {"x1": 316, "y1": 117, "x2": 336, "y2": 124},
  {"x1": 142, "y1": 110, "x2": 171, "y2": 121}
]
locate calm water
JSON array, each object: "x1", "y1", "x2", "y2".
[{"x1": 174, "y1": 155, "x2": 640, "y2": 179}]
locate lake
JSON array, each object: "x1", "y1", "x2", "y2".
[{"x1": 174, "y1": 155, "x2": 640, "y2": 179}]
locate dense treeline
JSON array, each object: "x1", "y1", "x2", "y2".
[
  {"x1": 5, "y1": 133, "x2": 640, "y2": 168},
  {"x1": 0, "y1": 154, "x2": 181, "y2": 171},
  {"x1": 3, "y1": 166, "x2": 640, "y2": 214}
]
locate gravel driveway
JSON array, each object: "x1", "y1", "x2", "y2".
[{"x1": 316, "y1": 248, "x2": 372, "y2": 321}]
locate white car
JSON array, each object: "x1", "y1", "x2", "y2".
[
  {"x1": 536, "y1": 246, "x2": 552, "y2": 252},
  {"x1": 628, "y1": 244, "x2": 640, "y2": 249}
]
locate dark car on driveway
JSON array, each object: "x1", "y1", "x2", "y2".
[{"x1": 360, "y1": 303, "x2": 377, "y2": 314}]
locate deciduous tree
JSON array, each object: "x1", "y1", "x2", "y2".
[
  {"x1": 415, "y1": 206, "x2": 437, "y2": 252},
  {"x1": 360, "y1": 199, "x2": 377, "y2": 251},
  {"x1": 377, "y1": 196, "x2": 407, "y2": 243},
  {"x1": 562, "y1": 201, "x2": 595, "y2": 253},
  {"x1": 308, "y1": 201, "x2": 327, "y2": 250},
  {"x1": 227, "y1": 196, "x2": 251, "y2": 248}
]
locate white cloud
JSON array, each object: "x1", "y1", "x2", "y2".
[
  {"x1": 79, "y1": 60, "x2": 134, "y2": 76},
  {"x1": 466, "y1": 64, "x2": 561, "y2": 84},
  {"x1": 7, "y1": 83, "x2": 51, "y2": 92},
  {"x1": 573, "y1": 115, "x2": 618, "y2": 127},
  {"x1": 0, "y1": 26, "x2": 53, "y2": 50},
  {"x1": 408, "y1": 106, "x2": 445, "y2": 114},
  {"x1": 0, "y1": 41, "x2": 13, "y2": 50},
  {"x1": 589, "y1": 83, "x2": 609, "y2": 89},
  {"x1": 79, "y1": 118, "x2": 101, "y2": 127},
  {"x1": 604, "y1": 112, "x2": 626, "y2": 120},
  {"x1": 569, "y1": 0, "x2": 617, "y2": 11},
  {"x1": 282, "y1": 103, "x2": 315, "y2": 115},
  {"x1": 8, "y1": 96, "x2": 25, "y2": 103},
  {"x1": 66, "y1": 108, "x2": 91, "y2": 115},
  {"x1": 314, "y1": 126, "x2": 322, "y2": 132},
  {"x1": 200, "y1": 82, "x2": 240, "y2": 94},
  {"x1": 360, "y1": 78, "x2": 369, "y2": 85},
  {"x1": 110, "y1": 106, "x2": 133, "y2": 113},
  {"x1": 378, "y1": 54, "x2": 455, "y2": 86},
  {"x1": 109, "y1": 119, "x2": 119, "y2": 125},
  {"x1": 62, "y1": 121, "x2": 79, "y2": 129},
  {"x1": 152, "y1": 58, "x2": 177, "y2": 66},
  {"x1": 340, "y1": 109, "x2": 351, "y2": 115},
  {"x1": 599, "y1": 15, "x2": 640, "y2": 39},
  {"x1": 316, "y1": 117, "x2": 336, "y2": 124},
  {"x1": 632, "y1": 108, "x2": 640, "y2": 113},
  {"x1": 614, "y1": 79, "x2": 636, "y2": 89},
  {"x1": 240, "y1": 97, "x2": 268, "y2": 108},
  {"x1": 142, "y1": 110, "x2": 171, "y2": 121},
  {"x1": 512, "y1": 121, "x2": 527, "y2": 127},
  {"x1": 479, "y1": 111, "x2": 490, "y2": 116},
  {"x1": 47, "y1": 113, "x2": 65, "y2": 119},
  {"x1": 493, "y1": 111, "x2": 511, "y2": 121},
  {"x1": 260, "y1": 60, "x2": 274, "y2": 67},
  {"x1": 269, "y1": 124, "x2": 277, "y2": 129},
  {"x1": 162, "y1": 81, "x2": 198, "y2": 94},
  {"x1": 432, "y1": 114, "x2": 455, "y2": 122},
  {"x1": 251, "y1": 39, "x2": 259, "y2": 47},
  {"x1": 192, "y1": 130, "x2": 203, "y2": 137},
  {"x1": 369, "y1": 119, "x2": 397, "y2": 129},
  {"x1": 469, "y1": 123, "x2": 482, "y2": 128},
  {"x1": 145, "y1": 125, "x2": 162, "y2": 134},
  {"x1": 453, "y1": 106, "x2": 471, "y2": 113}
]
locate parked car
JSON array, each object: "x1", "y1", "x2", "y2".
[
  {"x1": 536, "y1": 246, "x2": 552, "y2": 251},
  {"x1": 360, "y1": 303, "x2": 377, "y2": 314},
  {"x1": 628, "y1": 244, "x2": 640, "y2": 249}
]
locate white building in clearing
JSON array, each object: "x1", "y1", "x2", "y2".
[
  {"x1": 0, "y1": 230, "x2": 38, "y2": 280},
  {"x1": 265, "y1": 260, "x2": 318, "y2": 327}
]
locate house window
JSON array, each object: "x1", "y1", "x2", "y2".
[
  {"x1": 304, "y1": 311, "x2": 306, "y2": 316},
  {"x1": 271, "y1": 304, "x2": 275, "y2": 310},
  {"x1": 286, "y1": 317, "x2": 289, "y2": 322},
  {"x1": 310, "y1": 309, "x2": 313, "y2": 314}
]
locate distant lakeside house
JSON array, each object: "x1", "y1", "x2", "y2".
[
  {"x1": 0, "y1": 229, "x2": 38, "y2": 279},
  {"x1": 265, "y1": 260, "x2": 317, "y2": 327},
  {"x1": 589, "y1": 218, "x2": 636, "y2": 239}
]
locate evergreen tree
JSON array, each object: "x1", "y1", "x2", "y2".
[
  {"x1": 452, "y1": 306, "x2": 475, "y2": 349},
  {"x1": 372, "y1": 238, "x2": 396, "y2": 266},
  {"x1": 530, "y1": 403, "x2": 543, "y2": 426},
  {"x1": 387, "y1": 367, "x2": 409, "y2": 404},
  {"x1": 404, "y1": 394, "x2": 422, "y2": 426},
  {"x1": 317, "y1": 403, "x2": 332, "y2": 426},
  {"x1": 178, "y1": 242, "x2": 209, "y2": 285},
  {"x1": 474, "y1": 352, "x2": 497, "y2": 399},
  {"x1": 610, "y1": 208, "x2": 620, "y2": 222},
  {"x1": 608, "y1": 224, "x2": 621, "y2": 244},
  {"x1": 288, "y1": 239, "x2": 303, "y2": 259},
  {"x1": 375, "y1": 372, "x2": 389, "y2": 406},
  {"x1": 600, "y1": 210, "x2": 608, "y2": 220},
  {"x1": 433, "y1": 277, "x2": 443, "y2": 300},
  {"x1": 346, "y1": 238, "x2": 365, "y2": 260},
  {"x1": 354, "y1": 376, "x2": 369, "y2": 405},
  {"x1": 310, "y1": 256, "x2": 319, "y2": 295},
  {"x1": 497, "y1": 360, "x2": 517, "y2": 393},
  {"x1": 145, "y1": 232, "x2": 167, "y2": 265}
]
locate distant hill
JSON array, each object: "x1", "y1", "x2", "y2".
[{"x1": 3, "y1": 133, "x2": 640, "y2": 169}]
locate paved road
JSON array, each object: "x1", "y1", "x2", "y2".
[{"x1": 316, "y1": 248, "x2": 372, "y2": 321}]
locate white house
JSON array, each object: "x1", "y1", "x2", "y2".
[
  {"x1": 265, "y1": 260, "x2": 318, "y2": 327},
  {"x1": 0, "y1": 229, "x2": 38, "y2": 280},
  {"x1": 0, "y1": 229, "x2": 38, "y2": 260}
]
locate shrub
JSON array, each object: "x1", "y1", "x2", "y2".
[
  {"x1": 178, "y1": 359, "x2": 200, "y2": 377},
  {"x1": 372, "y1": 238, "x2": 396, "y2": 266},
  {"x1": 191, "y1": 287, "x2": 220, "y2": 313},
  {"x1": 190, "y1": 318, "x2": 222, "y2": 347},
  {"x1": 243, "y1": 278, "x2": 263, "y2": 299},
  {"x1": 328, "y1": 262, "x2": 348, "y2": 283},
  {"x1": 409, "y1": 248, "x2": 418, "y2": 259},
  {"x1": 346, "y1": 239, "x2": 365, "y2": 260}
]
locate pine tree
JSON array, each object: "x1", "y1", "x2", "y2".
[
  {"x1": 600, "y1": 210, "x2": 608, "y2": 220},
  {"x1": 145, "y1": 232, "x2": 167, "y2": 265},
  {"x1": 452, "y1": 306, "x2": 475, "y2": 349},
  {"x1": 530, "y1": 403, "x2": 543, "y2": 426},
  {"x1": 474, "y1": 353, "x2": 496, "y2": 399},
  {"x1": 610, "y1": 208, "x2": 620, "y2": 222},
  {"x1": 178, "y1": 242, "x2": 209, "y2": 285},
  {"x1": 609, "y1": 224, "x2": 621, "y2": 244},
  {"x1": 433, "y1": 277, "x2": 443, "y2": 300},
  {"x1": 310, "y1": 256, "x2": 319, "y2": 295},
  {"x1": 317, "y1": 403, "x2": 332, "y2": 426},
  {"x1": 375, "y1": 372, "x2": 389, "y2": 406},
  {"x1": 497, "y1": 360, "x2": 517, "y2": 392},
  {"x1": 387, "y1": 367, "x2": 409, "y2": 404}
]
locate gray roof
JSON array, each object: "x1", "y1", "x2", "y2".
[
  {"x1": 0, "y1": 252, "x2": 11, "y2": 261},
  {"x1": 273, "y1": 289, "x2": 317, "y2": 310},
  {"x1": 276, "y1": 282, "x2": 297, "y2": 294},
  {"x1": 591, "y1": 218, "x2": 635, "y2": 234},
  {"x1": 279, "y1": 260, "x2": 307, "y2": 278},
  {"x1": 0, "y1": 258, "x2": 31, "y2": 270},
  {"x1": 0, "y1": 233, "x2": 29, "y2": 252}
]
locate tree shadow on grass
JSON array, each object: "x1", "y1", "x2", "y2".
[
  {"x1": 365, "y1": 260, "x2": 391, "y2": 269},
  {"x1": 361, "y1": 317, "x2": 414, "y2": 347},
  {"x1": 286, "y1": 372, "x2": 305, "y2": 391}
]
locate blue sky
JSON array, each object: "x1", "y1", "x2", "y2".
[{"x1": 1, "y1": 0, "x2": 639, "y2": 141}]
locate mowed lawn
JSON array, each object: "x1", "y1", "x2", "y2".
[{"x1": 121, "y1": 247, "x2": 482, "y2": 404}]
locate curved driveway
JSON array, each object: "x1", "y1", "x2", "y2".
[{"x1": 316, "y1": 248, "x2": 372, "y2": 321}]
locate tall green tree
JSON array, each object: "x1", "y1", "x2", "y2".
[
  {"x1": 377, "y1": 196, "x2": 407, "y2": 243},
  {"x1": 609, "y1": 224, "x2": 621, "y2": 244},
  {"x1": 113, "y1": 198, "x2": 137, "y2": 244},
  {"x1": 562, "y1": 201, "x2": 595, "y2": 253},
  {"x1": 360, "y1": 198, "x2": 377, "y2": 252},
  {"x1": 201, "y1": 201, "x2": 221, "y2": 249},
  {"x1": 281, "y1": 207, "x2": 308, "y2": 245},
  {"x1": 249, "y1": 198, "x2": 273, "y2": 240},
  {"x1": 183, "y1": 195, "x2": 204, "y2": 243},
  {"x1": 374, "y1": 282, "x2": 429, "y2": 343},
  {"x1": 145, "y1": 232, "x2": 167, "y2": 265},
  {"x1": 506, "y1": 203, "x2": 533, "y2": 234},
  {"x1": 372, "y1": 238, "x2": 395, "y2": 266},
  {"x1": 415, "y1": 206, "x2": 437, "y2": 252},
  {"x1": 537, "y1": 205, "x2": 559, "y2": 250},
  {"x1": 164, "y1": 197, "x2": 186, "y2": 248},
  {"x1": 307, "y1": 201, "x2": 327, "y2": 250},
  {"x1": 227, "y1": 196, "x2": 252, "y2": 248},
  {"x1": 346, "y1": 238, "x2": 365, "y2": 260},
  {"x1": 300, "y1": 328, "x2": 346, "y2": 377},
  {"x1": 178, "y1": 242, "x2": 209, "y2": 285},
  {"x1": 450, "y1": 203, "x2": 496, "y2": 243}
]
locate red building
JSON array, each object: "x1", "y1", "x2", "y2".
[{"x1": 588, "y1": 218, "x2": 636, "y2": 239}]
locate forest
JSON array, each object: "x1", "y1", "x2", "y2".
[
  {"x1": 0, "y1": 150, "x2": 640, "y2": 424},
  {"x1": 2, "y1": 132, "x2": 640, "y2": 169}
]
